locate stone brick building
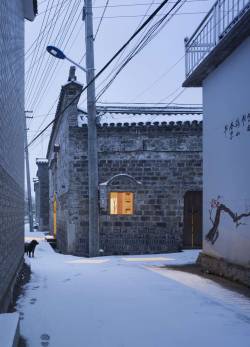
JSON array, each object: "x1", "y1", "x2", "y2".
[
  {"x1": 34, "y1": 179, "x2": 40, "y2": 224},
  {"x1": 0, "y1": 0, "x2": 37, "y2": 312},
  {"x1": 33, "y1": 160, "x2": 49, "y2": 231},
  {"x1": 47, "y1": 68, "x2": 203, "y2": 257}
]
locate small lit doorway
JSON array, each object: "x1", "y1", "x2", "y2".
[{"x1": 183, "y1": 191, "x2": 202, "y2": 248}]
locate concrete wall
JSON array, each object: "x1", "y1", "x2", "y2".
[
  {"x1": 203, "y1": 37, "x2": 250, "y2": 267},
  {"x1": 0, "y1": 0, "x2": 25, "y2": 311},
  {"x1": 49, "y1": 117, "x2": 202, "y2": 256}
]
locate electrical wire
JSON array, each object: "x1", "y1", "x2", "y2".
[
  {"x1": 131, "y1": 55, "x2": 185, "y2": 102},
  {"x1": 93, "y1": 1, "x2": 176, "y2": 101},
  {"x1": 91, "y1": 0, "x2": 208, "y2": 7},
  {"x1": 25, "y1": 0, "x2": 72, "y2": 59},
  {"x1": 25, "y1": 0, "x2": 60, "y2": 131},
  {"x1": 27, "y1": 0, "x2": 82, "y2": 111},
  {"x1": 26, "y1": 0, "x2": 63, "y2": 102},
  {"x1": 95, "y1": 0, "x2": 186, "y2": 102},
  {"x1": 25, "y1": 0, "x2": 54, "y2": 86},
  {"x1": 37, "y1": 0, "x2": 71, "y2": 15},
  {"x1": 27, "y1": 0, "x2": 181, "y2": 148},
  {"x1": 94, "y1": 0, "x2": 110, "y2": 40},
  {"x1": 79, "y1": 0, "x2": 158, "y2": 107},
  {"x1": 29, "y1": 9, "x2": 82, "y2": 141},
  {"x1": 96, "y1": 0, "x2": 233, "y2": 105},
  {"x1": 93, "y1": 11, "x2": 207, "y2": 19}
]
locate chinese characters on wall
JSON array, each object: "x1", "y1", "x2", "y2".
[{"x1": 224, "y1": 112, "x2": 250, "y2": 140}]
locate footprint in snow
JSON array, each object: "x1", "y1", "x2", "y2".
[
  {"x1": 30, "y1": 298, "x2": 37, "y2": 305},
  {"x1": 62, "y1": 278, "x2": 71, "y2": 282},
  {"x1": 40, "y1": 333, "x2": 50, "y2": 346}
]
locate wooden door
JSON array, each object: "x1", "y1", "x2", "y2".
[{"x1": 183, "y1": 191, "x2": 202, "y2": 248}]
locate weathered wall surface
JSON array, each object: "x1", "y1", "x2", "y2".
[
  {"x1": 203, "y1": 37, "x2": 250, "y2": 268},
  {"x1": 36, "y1": 162, "x2": 49, "y2": 230},
  {"x1": 0, "y1": 0, "x2": 25, "y2": 311},
  {"x1": 47, "y1": 81, "x2": 83, "y2": 254},
  {"x1": 34, "y1": 181, "x2": 40, "y2": 223},
  {"x1": 59, "y1": 121, "x2": 202, "y2": 256}
]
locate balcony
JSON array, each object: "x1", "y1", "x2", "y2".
[
  {"x1": 183, "y1": 0, "x2": 250, "y2": 87},
  {"x1": 23, "y1": 0, "x2": 38, "y2": 21}
]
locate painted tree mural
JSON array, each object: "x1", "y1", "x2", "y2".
[{"x1": 206, "y1": 196, "x2": 250, "y2": 244}]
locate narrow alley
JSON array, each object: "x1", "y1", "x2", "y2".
[{"x1": 17, "y1": 230, "x2": 250, "y2": 347}]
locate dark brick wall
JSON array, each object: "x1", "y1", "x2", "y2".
[
  {"x1": 48, "y1": 116, "x2": 202, "y2": 256},
  {"x1": 34, "y1": 181, "x2": 39, "y2": 223},
  {"x1": 0, "y1": 0, "x2": 25, "y2": 311},
  {"x1": 36, "y1": 162, "x2": 49, "y2": 230},
  {"x1": 100, "y1": 124, "x2": 202, "y2": 255},
  {"x1": 47, "y1": 81, "x2": 83, "y2": 254}
]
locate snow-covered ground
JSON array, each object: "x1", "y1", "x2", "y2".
[{"x1": 18, "y1": 229, "x2": 250, "y2": 347}]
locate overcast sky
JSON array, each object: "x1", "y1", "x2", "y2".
[{"x1": 25, "y1": 0, "x2": 213, "y2": 191}]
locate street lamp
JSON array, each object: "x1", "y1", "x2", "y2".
[
  {"x1": 46, "y1": 42, "x2": 99, "y2": 257},
  {"x1": 47, "y1": 46, "x2": 87, "y2": 73}
]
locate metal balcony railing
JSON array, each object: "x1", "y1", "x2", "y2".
[{"x1": 185, "y1": 0, "x2": 250, "y2": 77}]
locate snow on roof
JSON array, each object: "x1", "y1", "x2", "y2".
[
  {"x1": 77, "y1": 104, "x2": 203, "y2": 126},
  {"x1": 62, "y1": 80, "x2": 84, "y2": 88}
]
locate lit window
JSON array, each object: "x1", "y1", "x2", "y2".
[{"x1": 110, "y1": 192, "x2": 134, "y2": 215}]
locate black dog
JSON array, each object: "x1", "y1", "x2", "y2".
[{"x1": 25, "y1": 240, "x2": 39, "y2": 257}]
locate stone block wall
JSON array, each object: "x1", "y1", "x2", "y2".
[
  {"x1": 34, "y1": 181, "x2": 39, "y2": 223},
  {"x1": 197, "y1": 252, "x2": 250, "y2": 287},
  {"x1": 0, "y1": 0, "x2": 25, "y2": 311},
  {"x1": 53, "y1": 121, "x2": 202, "y2": 256},
  {"x1": 36, "y1": 162, "x2": 49, "y2": 230},
  {"x1": 47, "y1": 79, "x2": 83, "y2": 254},
  {"x1": 102, "y1": 123, "x2": 202, "y2": 255},
  {"x1": 47, "y1": 73, "x2": 203, "y2": 257}
]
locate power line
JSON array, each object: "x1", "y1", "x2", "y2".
[
  {"x1": 30, "y1": 4, "x2": 86, "y2": 139},
  {"x1": 26, "y1": 0, "x2": 62, "y2": 101},
  {"x1": 25, "y1": 0, "x2": 58, "y2": 131},
  {"x1": 27, "y1": 0, "x2": 82, "y2": 110},
  {"x1": 95, "y1": 0, "x2": 186, "y2": 102},
  {"x1": 27, "y1": 0, "x2": 182, "y2": 148},
  {"x1": 29, "y1": 2, "x2": 84, "y2": 138},
  {"x1": 25, "y1": 0, "x2": 71, "y2": 59},
  {"x1": 90, "y1": 0, "x2": 208, "y2": 7},
  {"x1": 37, "y1": 0, "x2": 71, "y2": 15},
  {"x1": 26, "y1": 0, "x2": 54, "y2": 85},
  {"x1": 131, "y1": 55, "x2": 185, "y2": 102},
  {"x1": 93, "y1": 11, "x2": 207, "y2": 19},
  {"x1": 95, "y1": 0, "x2": 230, "y2": 104},
  {"x1": 97, "y1": 101, "x2": 202, "y2": 105},
  {"x1": 94, "y1": 0, "x2": 110, "y2": 40},
  {"x1": 149, "y1": 87, "x2": 187, "y2": 122},
  {"x1": 79, "y1": 0, "x2": 158, "y2": 107}
]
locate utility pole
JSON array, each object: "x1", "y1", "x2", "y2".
[
  {"x1": 25, "y1": 112, "x2": 34, "y2": 232},
  {"x1": 83, "y1": 0, "x2": 99, "y2": 257}
]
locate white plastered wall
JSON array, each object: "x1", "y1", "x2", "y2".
[{"x1": 203, "y1": 37, "x2": 250, "y2": 267}]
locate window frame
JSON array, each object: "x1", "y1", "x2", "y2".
[{"x1": 109, "y1": 191, "x2": 134, "y2": 216}]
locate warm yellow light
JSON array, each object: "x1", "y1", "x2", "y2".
[
  {"x1": 123, "y1": 257, "x2": 175, "y2": 262},
  {"x1": 66, "y1": 259, "x2": 110, "y2": 264},
  {"x1": 110, "y1": 192, "x2": 134, "y2": 215}
]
